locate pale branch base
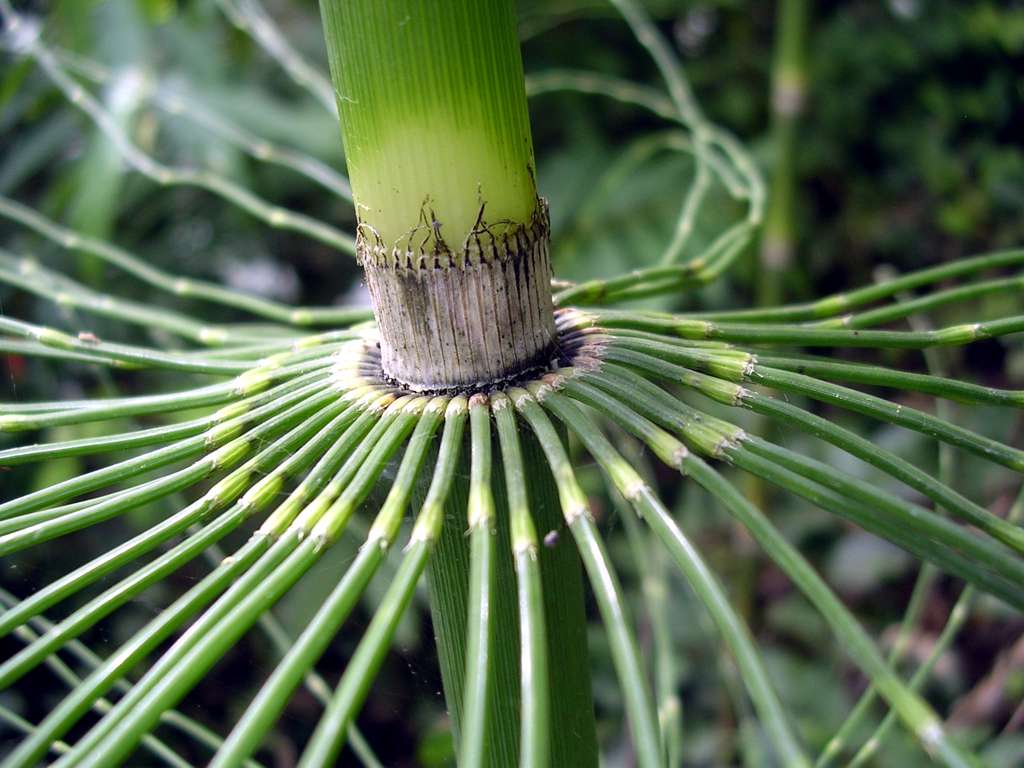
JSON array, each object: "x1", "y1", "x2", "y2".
[{"x1": 360, "y1": 202, "x2": 557, "y2": 394}]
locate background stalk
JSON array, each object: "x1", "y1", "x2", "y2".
[{"x1": 758, "y1": 0, "x2": 809, "y2": 306}]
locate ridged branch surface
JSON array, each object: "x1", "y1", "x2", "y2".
[{"x1": 361, "y1": 203, "x2": 557, "y2": 393}]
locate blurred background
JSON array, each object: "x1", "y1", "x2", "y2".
[{"x1": 1, "y1": 1, "x2": 1023, "y2": 765}]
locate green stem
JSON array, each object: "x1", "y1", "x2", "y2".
[
  {"x1": 426, "y1": 400, "x2": 598, "y2": 767},
  {"x1": 515, "y1": 389, "x2": 660, "y2": 768},
  {"x1": 492, "y1": 394, "x2": 550, "y2": 768},
  {"x1": 319, "y1": 0, "x2": 535, "y2": 247},
  {"x1": 759, "y1": 0, "x2": 809, "y2": 305},
  {"x1": 460, "y1": 398, "x2": 500, "y2": 767}
]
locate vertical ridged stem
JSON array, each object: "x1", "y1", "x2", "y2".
[
  {"x1": 425, "y1": 421, "x2": 521, "y2": 766},
  {"x1": 426, "y1": 401, "x2": 598, "y2": 767},
  {"x1": 319, "y1": 0, "x2": 555, "y2": 391},
  {"x1": 759, "y1": 0, "x2": 809, "y2": 305}
]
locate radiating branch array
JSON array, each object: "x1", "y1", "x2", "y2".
[{"x1": 1, "y1": 0, "x2": 1021, "y2": 766}]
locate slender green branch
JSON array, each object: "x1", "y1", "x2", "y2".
[
  {"x1": 588, "y1": 308, "x2": 1024, "y2": 349},
  {"x1": 752, "y1": 353, "x2": 1024, "y2": 407},
  {"x1": 759, "y1": 0, "x2": 809, "y2": 305},
  {"x1": 596, "y1": 343, "x2": 1024, "y2": 556},
  {"x1": 554, "y1": 222, "x2": 754, "y2": 306},
  {"x1": 0, "y1": 593, "x2": 235, "y2": 768},
  {"x1": 0, "y1": 393, "x2": 397, "y2": 768},
  {"x1": 0, "y1": 356, "x2": 333, "y2": 432},
  {"x1": 493, "y1": 394, "x2": 550, "y2": 768},
  {"x1": 686, "y1": 248, "x2": 1024, "y2": 323},
  {"x1": 0, "y1": 374, "x2": 332, "y2": 523},
  {"x1": 0, "y1": 396, "x2": 361, "y2": 687},
  {"x1": 49, "y1": 43, "x2": 351, "y2": 199},
  {"x1": 848, "y1": 485, "x2": 1024, "y2": 766},
  {"x1": 0, "y1": 17, "x2": 355, "y2": 254},
  {"x1": 820, "y1": 306, "x2": 962, "y2": 767},
  {"x1": 615, "y1": 480, "x2": 682, "y2": 765},
  {"x1": 0, "y1": 250, "x2": 291, "y2": 345},
  {"x1": 813, "y1": 273, "x2": 1024, "y2": 330},
  {"x1": 540, "y1": 386, "x2": 810, "y2": 767},
  {"x1": 514, "y1": 388, "x2": 662, "y2": 768},
  {"x1": 0, "y1": 196, "x2": 371, "y2": 326},
  {"x1": 0, "y1": 315, "x2": 254, "y2": 374},
  {"x1": 215, "y1": 0, "x2": 337, "y2": 114},
  {"x1": 558, "y1": 370, "x2": 978, "y2": 768},
  {"x1": 214, "y1": 399, "x2": 448, "y2": 767},
  {"x1": 460, "y1": 396, "x2": 499, "y2": 768},
  {"x1": 61, "y1": 399, "x2": 425, "y2": 768}
]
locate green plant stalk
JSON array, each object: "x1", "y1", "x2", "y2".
[
  {"x1": 848, "y1": 486, "x2": 1024, "y2": 766},
  {"x1": 750, "y1": 6, "x2": 806, "y2": 622},
  {"x1": 615, "y1": 485, "x2": 682, "y2": 766},
  {"x1": 586, "y1": 357, "x2": 1024, "y2": 603},
  {"x1": 316, "y1": 3, "x2": 595, "y2": 762},
  {"x1": 318, "y1": 0, "x2": 556, "y2": 392},
  {"x1": 460, "y1": 399, "x2": 500, "y2": 767},
  {"x1": 7, "y1": 27, "x2": 356, "y2": 254},
  {"x1": 759, "y1": 0, "x2": 809, "y2": 306},
  {"x1": 812, "y1": 273, "x2": 1024, "y2": 329},
  {"x1": 0, "y1": 375, "x2": 338, "y2": 531},
  {"x1": 319, "y1": 0, "x2": 536, "y2": 247},
  {"x1": 47, "y1": 41, "x2": 351, "y2": 199},
  {"x1": 212, "y1": 398, "x2": 448, "y2": 767},
  {"x1": 587, "y1": 309, "x2": 1024, "y2": 350},
  {"x1": 0, "y1": 195, "x2": 371, "y2": 326},
  {"x1": 424, "y1": 436, "x2": 517, "y2": 767},
  {"x1": 3, "y1": 603, "x2": 209, "y2": 768},
  {"x1": 0, "y1": 391, "x2": 378, "y2": 642},
  {"x1": 0, "y1": 356, "x2": 331, "y2": 426},
  {"x1": 0, "y1": 377, "x2": 334, "y2": 541},
  {"x1": 296, "y1": 399, "x2": 467, "y2": 766},
  {"x1": 819, "y1": 311, "x2": 957, "y2": 767},
  {"x1": 515, "y1": 388, "x2": 662, "y2": 768},
  {"x1": 426, "y1": 402, "x2": 598, "y2": 767},
  {"x1": 685, "y1": 247, "x2": 1024, "y2": 323},
  {"x1": 9, "y1": 396, "x2": 400, "y2": 768},
  {"x1": 0, "y1": 250, "x2": 289, "y2": 346},
  {"x1": 215, "y1": 0, "x2": 336, "y2": 114},
  {"x1": 0, "y1": 402, "x2": 356, "y2": 686},
  {"x1": 752, "y1": 353, "x2": 1024, "y2": 407},
  {"x1": 0, "y1": 586, "x2": 249, "y2": 762},
  {"x1": 598, "y1": 339, "x2": 1024, "y2": 549},
  {"x1": 492, "y1": 394, "x2": 550, "y2": 768}
]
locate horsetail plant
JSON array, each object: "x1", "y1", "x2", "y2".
[{"x1": 0, "y1": 0, "x2": 1022, "y2": 766}]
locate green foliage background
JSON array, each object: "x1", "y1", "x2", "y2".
[{"x1": 1, "y1": 1, "x2": 1022, "y2": 765}]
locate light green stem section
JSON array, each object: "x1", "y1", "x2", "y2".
[{"x1": 319, "y1": 0, "x2": 537, "y2": 248}]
